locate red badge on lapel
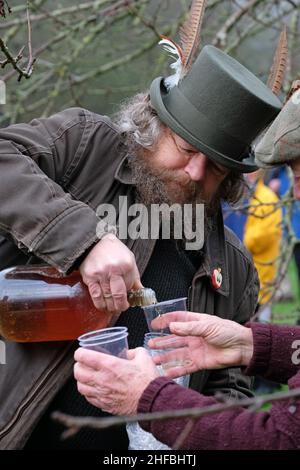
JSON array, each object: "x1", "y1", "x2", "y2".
[{"x1": 212, "y1": 268, "x2": 222, "y2": 290}]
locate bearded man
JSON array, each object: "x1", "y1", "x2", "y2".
[{"x1": 0, "y1": 45, "x2": 282, "y2": 449}]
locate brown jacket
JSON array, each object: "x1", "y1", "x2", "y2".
[{"x1": 0, "y1": 108, "x2": 259, "y2": 449}]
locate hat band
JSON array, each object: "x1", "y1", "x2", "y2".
[{"x1": 163, "y1": 86, "x2": 247, "y2": 160}]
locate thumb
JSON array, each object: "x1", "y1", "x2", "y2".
[
  {"x1": 170, "y1": 320, "x2": 205, "y2": 337},
  {"x1": 127, "y1": 347, "x2": 145, "y2": 360},
  {"x1": 132, "y1": 263, "x2": 143, "y2": 290},
  {"x1": 126, "y1": 349, "x2": 137, "y2": 360},
  {"x1": 132, "y1": 278, "x2": 143, "y2": 290}
]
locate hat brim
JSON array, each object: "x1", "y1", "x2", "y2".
[{"x1": 150, "y1": 77, "x2": 258, "y2": 173}]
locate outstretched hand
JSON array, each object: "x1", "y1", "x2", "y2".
[{"x1": 149, "y1": 311, "x2": 254, "y2": 379}]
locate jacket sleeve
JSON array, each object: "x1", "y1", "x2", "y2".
[
  {"x1": 244, "y1": 322, "x2": 300, "y2": 384},
  {"x1": 137, "y1": 373, "x2": 300, "y2": 450},
  {"x1": 0, "y1": 108, "x2": 105, "y2": 273}
]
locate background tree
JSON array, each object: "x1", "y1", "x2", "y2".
[
  {"x1": 0, "y1": 0, "x2": 300, "y2": 321},
  {"x1": 0, "y1": 0, "x2": 298, "y2": 124}
]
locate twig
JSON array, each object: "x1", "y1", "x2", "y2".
[
  {"x1": 0, "y1": 1, "x2": 112, "y2": 29},
  {"x1": 227, "y1": 4, "x2": 298, "y2": 54},
  {"x1": 173, "y1": 419, "x2": 194, "y2": 450},
  {"x1": 212, "y1": 0, "x2": 265, "y2": 47},
  {"x1": 24, "y1": 1, "x2": 36, "y2": 78},
  {"x1": 0, "y1": 1, "x2": 36, "y2": 80},
  {"x1": 52, "y1": 387, "x2": 300, "y2": 443},
  {"x1": 127, "y1": 3, "x2": 160, "y2": 36},
  {"x1": 0, "y1": 0, "x2": 11, "y2": 19}
]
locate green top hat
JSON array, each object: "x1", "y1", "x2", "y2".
[{"x1": 150, "y1": 45, "x2": 282, "y2": 173}]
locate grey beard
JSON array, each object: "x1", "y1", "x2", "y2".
[{"x1": 127, "y1": 152, "x2": 216, "y2": 243}]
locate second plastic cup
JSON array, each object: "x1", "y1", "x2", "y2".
[
  {"x1": 144, "y1": 332, "x2": 190, "y2": 387},
  {"x1": 78, "y1": 326, "x2": 128, "y2": 358},
  {"x1": 126, "y1": 331, "x2": 190, "y2": 451},
  {"x1": 143, "y1": 297, "x2": 187, "y2": 333}
]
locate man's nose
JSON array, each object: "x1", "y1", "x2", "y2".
[{"x1": 184, "y1": 154, "x2": 207, "y2": 181}]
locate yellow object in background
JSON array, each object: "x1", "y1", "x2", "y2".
[{"x1": 244, "y1": 178, "x2": 282, "y2": 304}]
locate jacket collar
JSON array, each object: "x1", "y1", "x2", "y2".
[
  {"x1": 115, "y1": 155, "x2": 229, "y2": 296},
  {"x1": 201, "y1": 208, "x2": 230, "y2": 297}
]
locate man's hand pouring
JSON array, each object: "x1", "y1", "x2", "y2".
[{"x1": 79, "y1": 233, "x2": 142, "y2": 314}]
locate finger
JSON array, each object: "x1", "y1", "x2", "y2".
[
  {"x1": 132, "y1": 276, "x2": 143, "y2": 290},
  {"x1": 148, "y1": 334, "x2": 187, "y2": 350},
  {"x1": 123, "y1": 272, "x2": 143, "y2": 292},
  {"x1": 77, "y1": 381, "x2": 98, "y2": 398},
  {"x1": 152, "y1": 347, "x2": 190, "y2": 367},
  {"x1": 110, "y1": 274, "x2": 129, "y2": 312},
  {"x1": 87, "y1": 281, "x2": 106, "y2": 310},
  {"x1": 75, "y1": 347, "x2": 129, "y2": 373},
  {"x1": 169, "y1": 320, "x2": 208, "y2": 337},
  {"x1": 127, "y1": 347, "x2": 152, "y2": 360},
  {"x1": 125, "y1": 260, "x2": 143, "y2": 290},
  {"x1": 74, "y1": 362, "x2": 97, "y2": 386},
  {"x1": 150, "y1": 311, "x2": 197, "y2": 330},
  {"x1": 126, "y1": 347, "x2": 146, "y2": 360},
  {"x1": 162, "y1": 361, "x2": 196, "y2": 379},
  {"x1": 126, "y1": 349, "x2": 135, "y2": 360},
  {"x1": 132, "y1": 261, "x2": 143, "y2": 289},
  {"x1": 85, "y1": 396, "x2": 103, "y2": 409},
  {"x1": 74, "y1": 348, "x2": 108, "y2": 371},
  {"x1": 152, "y1": 348, "x2": 196, "y2": 376},
  {"x1": 99, "y1": 274, "x2": 116, "y2": 313}
]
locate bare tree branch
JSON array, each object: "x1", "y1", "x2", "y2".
[
  {"x1": 0, "y1": 0, "x2": 36, "y2": 80},
  {"x1": 52, "y1": 387, "x2": 300, "y2": 443},
  {"x1": 212, "y1": 0, "x2": 266, "y2": 48},
  {"x1": 0, "y1": 0, "x2": 11, "y2": 19}
]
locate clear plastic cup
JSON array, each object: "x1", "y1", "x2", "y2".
[
  {"x1": 142, "y1": 297, "x2": 187, "y2": 333},
  {"x1": 126, "y1": 331, "x2": 189, "y2": 451},
  {"x1": 78, "y1": 326, "x2": 128, "y2": 358},
  {"x1": 143, "y1": 332, "x2": 190, "y2": 387}
]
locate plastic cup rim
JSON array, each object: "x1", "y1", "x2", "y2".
[
  {"x1": 142, "y1": 297, "x2": 187, "y2": 310},
  {"x1": 78, "y1": 326, "x2": 128, "y2": 343},
  {"x1": 79, "y1": 332, "x2": 128, "y2": 348},
  {"x1": 144, "y1": 332, "x2": 169, "y2": 338}
]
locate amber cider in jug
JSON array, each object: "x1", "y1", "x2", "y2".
[{"x1": 0, "y1": 265, "x2": 157, "y2": 342}]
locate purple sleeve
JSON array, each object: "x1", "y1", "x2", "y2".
[
  {"x1": 137, "y1": 374, "x2": 300, "y2": 450},
  {"x1": 244, "y1": 323, "x2": 300, "y2": 383},
  {"x1": 137, "y1": 323, "x2": 300, "y2": 449}
]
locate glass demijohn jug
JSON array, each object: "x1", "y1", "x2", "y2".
[{"x1": 0, "y1": 265, "x2": 157, "y2": 343}]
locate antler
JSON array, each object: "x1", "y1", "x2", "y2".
[
  {"x1": 179, "y1": 0, "x2": 207, "y2": 77},
  {"x1": 267, "y1": 27, "x2": 288, "y2": 96}
]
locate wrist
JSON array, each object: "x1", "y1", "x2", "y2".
[
  {"x1": 240, "y1": 327, "x2": 254, "y2": 366},
  {"x1": 68, "y1": 241, "x2": 98, "y2": 273}
]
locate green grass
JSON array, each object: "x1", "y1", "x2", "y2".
[{"x1": 272, "y1": 260, "x2": 300, "y2": 325}]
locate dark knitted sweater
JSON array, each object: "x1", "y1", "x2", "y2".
[
  {"x1": 138, "y1": 323, "x2": 300, "y2": 450},
  {"x1": 25, "y1": 238, "x2": 201, "y2": 450}
]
